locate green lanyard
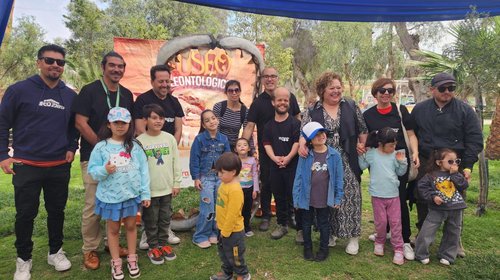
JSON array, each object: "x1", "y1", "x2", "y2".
[{"x1": 100, "y1": 79, "x2": 121, "y2": 109}]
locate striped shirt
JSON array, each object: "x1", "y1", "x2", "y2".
[{"x1": 213, "y1": 101, "x2": 249, "y2": 148}]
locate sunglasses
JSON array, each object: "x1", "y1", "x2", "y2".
[
  {"x1": 443, "y1": 158, "x2": 461, "y2": 165},
  {"x1": 437, "y1": 85, "x2": 456, "y2": 93},
  {"x1": 376, "y1": 88, "x2": 395, "y2": 95},
  {"x1": 40, "y1": 57, "x2": 66, "y2": 67},
  {"x1": 226, "y1": 88, "x2": 241, "y2": 93}
]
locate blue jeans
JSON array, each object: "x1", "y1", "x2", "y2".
[{"x1": 193, "y1": 173, "x2": 220, "y2": 243}]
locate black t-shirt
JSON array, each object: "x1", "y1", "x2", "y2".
[
  {"x1": 71, "y1": 80, "x2": 134, "y2": 161},
  {"x1": 247, "y1": 91, "x2": 300, "y2": 152},
  {"x1": 262, "y1": 115, "x2": 300, "y2": 169},
  {"x1": 363, "y1": 103, "x2": 415, "y2": 150},
  {"x1": 133, "y1": 90, "x2": 185, "y2": 135}
]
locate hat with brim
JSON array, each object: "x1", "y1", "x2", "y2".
[
  {"x1": 108, "y1": 107, "x2": 131, "y2": 123},
  {"x1": 431, "y1": 72, "x2": 456, "y2": 88},
  {"x1": 302, "y1": 121, "x2": 327, "y2": 142}
]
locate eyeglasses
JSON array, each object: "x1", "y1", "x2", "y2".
[
  {"x1": 262, "y1": 75, "x2": 278, "y2": 80},
  {"x1": 226, "y1": 88, "x2": 241, "y2": 93},
  {"x1": 444, "y1": 159, "x2": 461, "y2": 165},
  {"x1": 376, "y1": 88, "x2": 395, "y2": 95},
  {"x1": 437, "y1": 85, "x2": 456, "y2": 93},
  {"x1": 40, "y1": 57, "x2": 66, "y2": 67}
]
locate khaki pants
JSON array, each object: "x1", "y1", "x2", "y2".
[{"x1": 80, "y1": 161, "x2": 102, "y2": 253}]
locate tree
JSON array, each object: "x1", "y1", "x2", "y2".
[{"x1": 0, "y1": 16, "x2": 45, "y2": 91}]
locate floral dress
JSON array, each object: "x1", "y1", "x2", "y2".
[{"x1": 302, "y1": 100, "x2": 368, "y2": 238}]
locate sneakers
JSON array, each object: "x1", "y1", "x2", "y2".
[
  {"x1": 111, "y1": 258, "x2": 124, "y2": 280},
  {"x1": 403, "y1": 243, "x2": 415, "y2": 260},
  {"x1": 345, "y1": 237, "x2": 359, "y2": 255},
  {"x1": 420, "y1": 258, "x2": 430, "y2": 265},
  {"x1": 236, "y1": 273, "x2": 251, "y2": 280},
  {"x1": 210, "y1": 271, "x2": 233, "y2": 280},
  {"x1": 328, "y1": 235, "x2": 337, "y2": 247},
  {"x1": 147, "y1": 248, "x2": 165, "y2": 265},
  {"x1": 393, "y1": 251, "x2": 405, "y2": 265},
  {"x1": 159, "y1": 245, "x2": 177, "y2": 261},
  {"x1": 439, "y1": 258, "x2": 451, "y2": 266},
  {"x1": 14, "y1": 258, "x2": 32, "y2": 280},
  {"x1": 47, "y1": 248, "x2": 72, "y2": 271},
  {"x1": 368, "y1": 232, "x2": 391, "y2": 242},
  {"x1": 315, "y1": 249, "x2": 329, "y2": 262},
  {"x1": 295, "y1": 230, "x2": 304, "y2": 245},
  {"x1": 167, "y1": 228, "x2": 181, "y2": 245},
  {"x1": 193, "y1": 240, "x2": 211, "y2": 249},
  {"x1": 127, "y1": 254, "x2": 141, "y2": 278},
  {"x1": 271, "y1": 225, "x2": 288, "y2": 240},
  {"x1": 209, "y1": 236, "x2": 219, "y2": 244},
  {"x1": 303, "y1": 247, "x2": 314, "y2": 261},
  {"x1": 374, "y1": 243, "x2": 384, "y2": 256},
  {"x1": 83, "y1": 250, "x2": 100, "y2": 270},
  {"x1": 139, "y1": 231, "x2": 149, "y2": 250},
  {"x1": 245, "y1": 231, "x2": 255, "y2": 237},
  {"x1": 259, "y1": 219, "x2": 270, "y2": 231}
]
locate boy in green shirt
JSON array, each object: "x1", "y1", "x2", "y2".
[{"x1": 137, "y1": 104, "x2": 181, "y2": 265}]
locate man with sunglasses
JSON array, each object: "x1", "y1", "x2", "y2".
[
  {"x1": 0, "y1": 44, "x2": 79, "y2": 280},
  {"x1": 72, "y1": 51, "x2": 134, "y2": 270},
  {"x1": 410, "y1": 72, "x2": 483, "y2": 257}
]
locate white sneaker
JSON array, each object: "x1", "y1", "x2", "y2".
[
  {"x1": 403, "y1": 243, "x2": 415, "y2": 260},
  {"x1": 47, "y1": 248, "x2": 71, "y2": 271},
  {"x1": 420, "y1": 258, "x2": 430, "y2": 265},
  {"x1": 328, "y1": 235, "x2": 337, "y2": 247},
  {"x1": 345, "y1": 237, "x2": 359, "y2": 255},
  {"x1": 139, "y1": 231, "x2": 149, "y2": 250},
  {"x1": 14, "y1": 258, "x2": 32, "y2": 280},
  {"x1": 368, "y1": 232, "x2": 391, "y2": 242},
  {"x1": 439, "y1": 258, "x2": 450, "y2": 266},
  {"x1": 167, "y1": 228, "x2": 181, "y2": 245}
]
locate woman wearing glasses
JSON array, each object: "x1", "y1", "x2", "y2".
[
  {"x1": 212, "y1": 80, "x2": 252, "y2": 151},
  {"x1": 362, "y1": 78, "x2": 420, "y2": 261}
]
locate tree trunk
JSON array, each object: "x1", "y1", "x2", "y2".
[{"x1": 394, "y1": 22, "x2": 428, "y2": 103}]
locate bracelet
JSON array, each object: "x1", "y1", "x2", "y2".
[{"x1": 463, "y1": 168, "x2": 472, "y2": 173}]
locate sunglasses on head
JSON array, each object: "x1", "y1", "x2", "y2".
[
  {"x1": 437, "y1": 85, "x2": 456, "y2": 93},
  {"x1": 40, "y1": 57, "x2": 66, "y2": 67},
  {"x1": 376, "y1": 88, "x2": 395, "y2": 95},
  {"x1": 226, "y1": 88, "x2": 241, "y2": 93},
  {"x1": 443, "y1": 158, "x2": 461, "y2": 165}
]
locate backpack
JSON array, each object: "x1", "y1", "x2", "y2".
[{"x1": 220, "y1": 100, "x2": 247, "y2": 125}]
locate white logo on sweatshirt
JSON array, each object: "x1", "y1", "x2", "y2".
[
  {"x1": 38, "y1": 99, "x2": 65, "y2": 110},
  {"x1": 278, "y1": 137, "x2": 289, "y2": 142}
]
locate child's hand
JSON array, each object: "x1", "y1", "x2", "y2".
[
  {"x1": 395, "y1": 151, "x2": 406, "y2": 161},
  {"x1": 450, "y1": 164, "x2": 459, "y2": 174},
  {"x1": 172, "y1": 188, "x2": 180, "y2": 197},
  {"x1": 252, "y1": 191, "x2": 258, "y2": 200},
  {"x1": 194, "y1": 179, "x2": 202, "y2": 190},
  {"x1": 433, "y1": 196, "x2": 444, "y2": 205},
  {"x1": 142, "y1": 200, "x2": 151, "y2": 208},
  {"x1": 105, "y1": 161, "x2": 116, "y2": 174}
]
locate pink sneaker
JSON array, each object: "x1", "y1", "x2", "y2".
[
  {"x1": 393, "y1": 251, "x2": 404, "y2": 265},
  {"x1": 374, "y1": 243, "x2": 384, "y2": 256},
  {"x1": 209, "y1": 236, "x2": 218, "y2": 244}
]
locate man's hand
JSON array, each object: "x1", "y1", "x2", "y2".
[
  {"x1": 194, "y1": 179, "x2": 202, "y2": 190},
  {"x1": 298, "y1": 138, "x2": 308, "y2": 157},
  {"x1": 142, "y1": 200, "x2": 151, "y2": 208},
  {"x1": 433, "y1": 196, "x2": 444, "y2": 205},
  {"x1": 0, "y1": 157, "x2": 21, "y2": 175},
  {"x1": 65, "y1": 151, "x2": 75, "y2": 163},
  {"x1": 105, "y1": 161, "x2": 116, "y2": 174},
  {"x1": 172, "y1": 188, "x2": 180, "y2": 197}
]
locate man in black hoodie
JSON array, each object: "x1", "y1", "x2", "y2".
[{"x1": 0, "y1": 44, "x2": 79, "y2": 280}]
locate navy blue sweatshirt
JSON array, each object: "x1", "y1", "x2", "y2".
[{"x1": 0, "y1": 75, "x2": 79, "y2": 162}]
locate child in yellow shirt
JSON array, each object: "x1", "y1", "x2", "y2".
[{"x1": 211, "y1": 152, "x2": 250, "y2": 280}]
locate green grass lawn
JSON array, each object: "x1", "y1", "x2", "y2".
[{"x1": 1, "y1": 158, "x2": 499, "y2": 279}]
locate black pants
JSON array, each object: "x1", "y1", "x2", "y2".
[
  {"x1": 398, "y1": 170, "x2": 412, "y2": 243},
  {"x1": 259, "y1": 155, "x2": 272, "y2": 220},
  {"x1": 270, "y1": 167, "x2": 301, "y2": 228},
  {"x1": 218, "y1": 231, "x2": 248, "y2": 276},
  {"x1": 302, "y1": 207, "x2": 330, "y2": 250},
  {"x1": 242, "y1": 187, "x2": 253, "y2": 232},
  {"x1": 13, "y1": 163, "x2": 71, "y2": 260}
]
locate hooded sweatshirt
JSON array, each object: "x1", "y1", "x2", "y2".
[{"x1": 0, "y1": 75, "x2": 79, "y2": 162}]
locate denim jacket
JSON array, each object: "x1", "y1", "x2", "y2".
[
  {"x1": 189, "y1": 130, "x2": 230, "y2": 180},
  {"x1": 293, "y1": 146, "x2": 344, "y2": 209}
]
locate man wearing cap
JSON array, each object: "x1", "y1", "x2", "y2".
[
  {"x1": 410, "y1": 72, "x2": 483, "y2": 256},
  {"x1": 72, "y1": 51, "x2": 134, "y2": 269}
]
